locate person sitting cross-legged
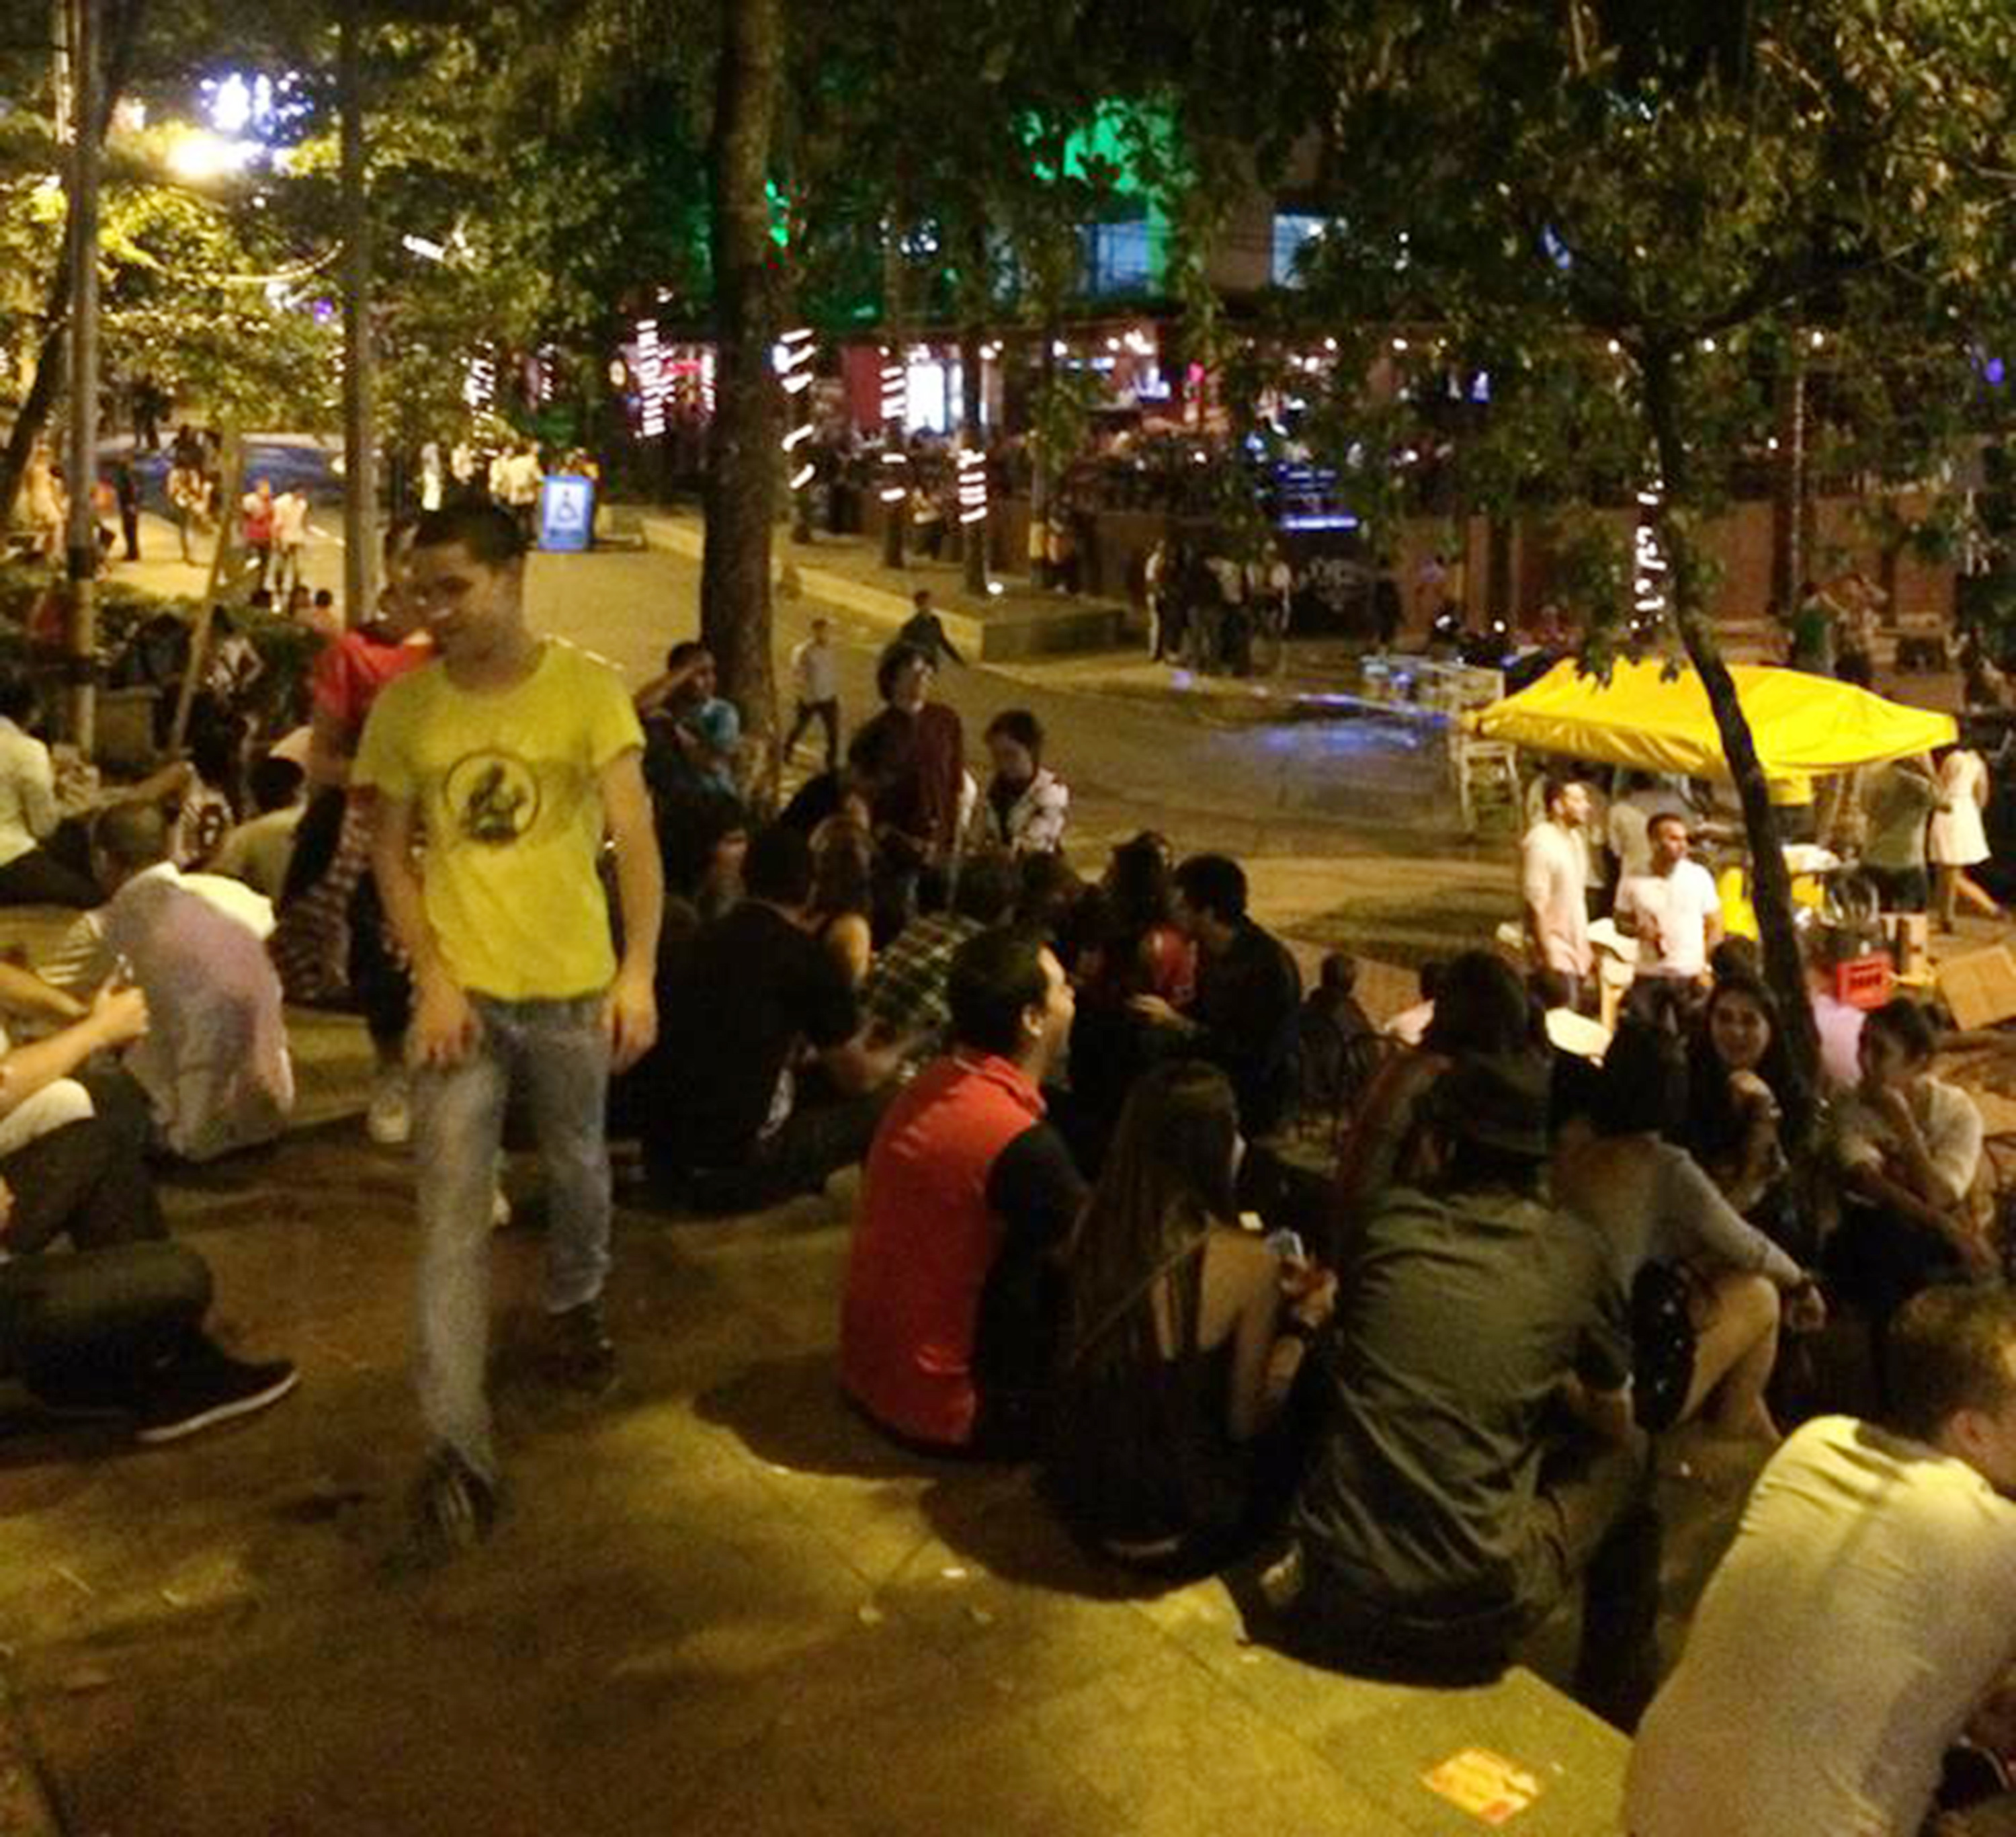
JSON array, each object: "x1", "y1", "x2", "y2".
[
  {"x1": 0, "y1": 973, "x2": 296, "y2": 1442},
  {"x1": 841, "y1": 928, "x2": 1084, "y2": 1455},
  {"x1": 1273, "y1": 1050, "x2": 1659, "y2": 1729},
  {"x1": 40, "y1": 803, "x2": 292, "y2": 1163},
  {"x1": 641, "y1": 824, "x2": 910, "y2": 1209}
]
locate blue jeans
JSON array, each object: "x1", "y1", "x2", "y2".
[{"x1": 413, "y1": 994, "x2": 610, "y2": 1481}]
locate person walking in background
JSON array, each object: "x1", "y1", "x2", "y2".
[
  {"x1": 784, "y1": 616, "x2": 842, "y2": 771},
  {"x1": 241, "y1": 479, "x2": 276, "y2": 592},
  {"x1": 271, "y1": 487, "x2": 310, "y2": 602},
  {"x1": 110, "y1": 460, "x2": 141, "y2": 563},
  {"x1": 1931, "y1": 739, "x2": 2001, "y2": 929}
]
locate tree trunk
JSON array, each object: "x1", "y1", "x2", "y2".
[
  {"x1": 0, "y1": 0, "x2": 139, "y2": 533},
  {"x1": 339, "y1": 11, "x2": 378, "y2": 629},
  {"x1": 701, "y1": 0, "x2": 782, "y2": 741},
  {"x1": 1644, "y1": 352, "x2": 1819, "y2": 1096},
  {"x1": 63, "y1": 0, "x2": 101, "y2": 753}
]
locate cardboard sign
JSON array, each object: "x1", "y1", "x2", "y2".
[
  {"x1": 1939, "y1": 944, "x2": 2016, "y2": 1031},
  {"x1": 1421, "y1": 1748, "x2": 1544, "y2": 1826}
]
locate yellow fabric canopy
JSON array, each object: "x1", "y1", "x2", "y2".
[{"x1": 1470, "y1": 657, "x2": 1957, "y2": 802}]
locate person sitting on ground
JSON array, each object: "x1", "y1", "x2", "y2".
[
  {"x1": 860, "y1": 852, "x2": 1019, "y2": 1057},
  {"x1": 0, "y1": 972, "x2": 297, "y2": 1442},
  {"x1": 1555, "y1": 1021, "x2": 1822, "y2": 1443},
  {"x1": 0, "y1": 671, "x2": 101, "y2": 907},
  {"x1": 40, "y1": 804, "x2": 292, "y2": 1162},
  {"x1": 807, "y1": 819, "x2": 876, "y2": 988},
  {"x1": 1045, "y1": 1061, "x2": 1337, "y2": 1572},
  {"x1": 1279, "y1": 1051, "x2": 1657, "y2": 1729},
  {"x1": 636, "y1": 641, "x2": 741, "y2": 801},
  {"x1": 1683, "y1": 973, "x2": 1809, "y2": 1256},
  {"x1": 168, "y1": 719, "x2": 241, "y2": 872},
  {"x1": 1130, "y1": 854, "x2": 1304, "y2": 1137},
  {"x1": 1625, "y1": 1287, "x2": 2016, "y2": 1836},
  {"x1": 840, "y1": 927, "x2": 1083, "y2": 1453},
  {"x1": 1296, "y1": 952, "x2": 1380, "y2": 1127},
  {"x1": 1382, "y1": 958, "x2": 1444, "y2": 1049},
  {"x1": 981, "y1": 710, "x2": 1070, "y2": 856},
  {"x1": 1331, "y1": 950, "x2": 1537, "y2": 1252},
  {"x1": 1824, "y1": 997, "x2": 1991, "y2": 1342},
  {"x1": 1011, "y1": 849, "x2": 1089, "y2": 960},
  {"x1": 1521, "y1": 774, "x2": 1595, "y2": 1012},
  {"x1": 640, "y1": 824, "x2": 909, "y2": 1207},
  {"x1": 211, "y1": 754, "x2": 306, "y2": 901}
]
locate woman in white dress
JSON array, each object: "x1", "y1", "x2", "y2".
[{"x1": 1930, "y1": 742, "x2": 1999, "y2": 928}]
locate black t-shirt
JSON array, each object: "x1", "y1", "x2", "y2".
[
  {"x1": 1191, "y1": 921, "x2": 1304, "y2": 1133},
  {"x1": 656, "y1": 902, "x2": 859, "y2": 1166},
  {"x1": 971, "y1": 1121, "x2": 1086, "y2": 1405}
]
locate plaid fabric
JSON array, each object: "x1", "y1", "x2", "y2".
[{"x1": 863, "y1": 913, "x2": 984, "y2": 1046}]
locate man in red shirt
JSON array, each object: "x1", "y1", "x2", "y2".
[{"x1": 841, "y1": 928, "x2": 1083, "y2": 1454}]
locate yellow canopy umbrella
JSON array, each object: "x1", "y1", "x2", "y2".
[{"x1": 1469, "y1": 657, "x2": 1957, "y2": 803}]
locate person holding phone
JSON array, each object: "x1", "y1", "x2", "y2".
[{"x1": 1044, "y1": 1061, "x2": 1336, "y2": 1573}]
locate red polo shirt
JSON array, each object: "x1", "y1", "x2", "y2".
[{"x1": 841, "y1": 1051, "x2": 1046, "y2": 1447}]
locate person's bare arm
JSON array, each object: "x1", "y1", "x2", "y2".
[
  {"x1": 0, "y1": 959, "x2": 87, "y2": 1026},
  {"x1": 366, "y1": 790, "x2": 477, "y2": 1067},
  {"x1": 631, "y1": 655, "x2": 707, "y2": 719},
  {"x1": 305, "y1": 706, "x2": 355, "y2": 789},
  {"x1": 0, "y1": 985, "x2": 147, "y2": 1120},
  {"x1": 599, "y1": 749, "x2": 663, "y2": 1073}
]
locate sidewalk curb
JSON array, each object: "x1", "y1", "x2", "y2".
[
  {"x1": 0, "y1": 1672, "x2": 62, "y2": 1837},
  {"x1": 636, "y1": 514, "x2": 1126, "y2": 662}
]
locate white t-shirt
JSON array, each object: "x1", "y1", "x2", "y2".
[
  {"x1": 272, "y1": 491, "x2": 308, "y2": 546},
  {"x1": 790, "y1": 637, "x2": 839, "y2": 704},
  {"x1": 1833, "y1": 1075, "x2": 1984, "y2": 1206},
  {"x1": 0, "y1": 717, "x2": 60, "y2": 868},
  {"x1": 1607, "y1": 788, "x2": 1690, "y2": 880},
  {"x1": 1627, "y1": 1416, "x2": 2016, "y2": 1837},
  {"x1": 1615, "y1": 859, "x2": 1720, "y2": 977},
  {"x1": 1520, "y1": 819, "x2": 1591, "y2": 976}
]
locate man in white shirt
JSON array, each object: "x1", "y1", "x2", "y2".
[
  {"x1": 783, "y1": 616, "x2": 842, "y2": 770},
  {"x1": 0, "y1": 673, "x2": 99, "y2": 906},
  {"x1": 1626, "y1": 1286, "x2": 2016, "y2": 1837},
  {"x1": 40, "y1": 803, "x2": 292, "y2": 1162},
  {"x1": 271, "y1": 487, "x2": 310, "y2": 600},
  {"x1": 1615, "y1": 812, "x2": 1723, "y2": 985},
  {"x1": 1521, "y1": 775, "x2": 1594, "y2": 1011},
  {"x1": 1607, "y1": 773, "x2": 1692, "y2": 883}
]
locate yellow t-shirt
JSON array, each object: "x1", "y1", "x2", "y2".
[{"x1": 353, "y1": 638, "x2": 642, "y2": 1000}]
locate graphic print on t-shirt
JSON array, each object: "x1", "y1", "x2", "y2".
[{"x1": 444, "y1": 750, "x2": 542, "y2": 846}]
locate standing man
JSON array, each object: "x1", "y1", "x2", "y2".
[
  {"x1": 897, "y1": 589, "x2": 965, "y2": 669},
  {"x1": 1615, "y1": 811, "x2": 1724, "y2": 992},
  {"x1": 357, "y1": 502, "x2": 662, "y2": 1565},
  {"x1": 271, "y1": 486, "x2": 310, "y2": 601},
  {"x1": 1862, "y1": 752, "x2": 1945, "y2": 915},
  {"x1": 784, "y1": 616, "x2": 843, "y2": 771},
  {"x1": 1522, "y1": 775, "x2": 1594, "y2": 1011},
  {"x1": 1626, "y1": 1286, "x2": 2016, "y2": 1836}
]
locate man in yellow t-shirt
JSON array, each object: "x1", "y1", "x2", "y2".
[{"x1": 355, "y1": 501, "x2": 662, "y2": 1565}]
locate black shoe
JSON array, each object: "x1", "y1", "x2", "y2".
[
  {"x1": 549, "y1": 1299, "x2": 618, "y2": 1395},
  {"x1": 390, "y1": 1446, "x2": 501, "y2": 1574},
  {"x1": 134, "y1": 1352, "x2": 299, "y2": 1444}
]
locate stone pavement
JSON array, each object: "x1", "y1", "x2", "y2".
[{"x1": 1, "y1": 1073, "x2": 1675, "y2": 1837}]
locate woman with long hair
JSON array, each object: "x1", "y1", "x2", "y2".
[
  {"x1": 1045, "y1": 1061, "x2": 1334, "y2": 1572},
  {"x1": 1556, "y1": 1022, "x2": 1822, "y2": 1442},
  {"x1": 1684, "y1": 974, "x2": 1810, "y2": 1256}
]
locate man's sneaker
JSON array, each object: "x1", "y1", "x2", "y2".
[
  {"x1": 392, "y1": 1446, "x2": 501, "y2": 1574},
  {"x1": 548, "y1": 1299, "x2": 618, "y2": 1395},
  {"x1": 366, "y1": 1068, "x2": 412, "y2": 1147},
  {"x1": 134, "y1": 1350, "x2": 300, "y2": 1444}
]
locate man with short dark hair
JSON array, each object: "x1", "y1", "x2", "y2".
[
  {"x1": 1615, "y1": 810, "x2": 1722, "y2": 986},
  {"x1": 841, "y1": 928, "x2": 1083, "y2": 1453},
  {"x1": 1627, "y1": 1287, "x2": 2016, "y2": 1835},
  {"x1": 1279, "y1": 1051, "x2": 1656, "y2": 1727},
  {"x1": 897, "y1": 587, "x2": 964, "y2": 669},
  {"x1": 1523, "y1": 775, "x2": 1593, "y2": 1010},
  {"x1": 1132, "y1": 853, "x2": 1302, "y2": 1134},
  {"x1": 644, "y1": 824, "x2": 907, "y2": 1207},
  {"x1": 358, "y1": 499, "x2": 663, "y2": 1563}
]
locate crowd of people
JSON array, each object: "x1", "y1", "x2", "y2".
[{"x1": 10, "y1": 494, "x2": 2016, "y2": 1831}]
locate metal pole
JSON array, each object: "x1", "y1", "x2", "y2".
[
  {"x1": 339, "y1": 11, "x2": 377, "y2": 628},
  {"x1": 62, "y1": 0, "x2": 98, "y2": 752}
]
